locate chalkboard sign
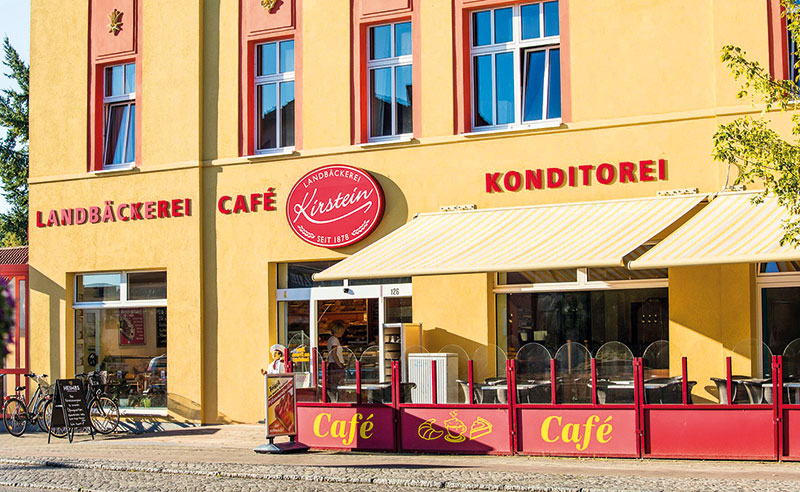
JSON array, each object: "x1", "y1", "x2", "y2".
[
  {"x1": 156, "y1": 307, "x2": 167, "y2": 348},
  {"x1": 49, "y1": 379, "x2": 93, "y2": 443}
]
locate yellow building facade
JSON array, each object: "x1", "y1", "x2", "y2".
[{"x1": 28, "y1": 0, "x2": 800, "y2": 424}]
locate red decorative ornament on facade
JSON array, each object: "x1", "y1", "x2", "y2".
[{"x1": 286, "y1": 165, "x2": 384, "y2": 248}]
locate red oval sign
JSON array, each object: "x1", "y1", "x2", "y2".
[{"x1": 286, "y1": 165, "x2": 385, "y2": 248}]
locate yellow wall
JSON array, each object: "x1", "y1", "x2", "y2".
[
  {"x1": 669, "y1": 264, "x2": 756, "y2": 403},
  {"x1": 28, "y1": 1, "x2": 792, "y2": 423}
]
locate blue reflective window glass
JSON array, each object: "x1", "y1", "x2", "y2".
[
  {"x1": 494, "y1": 8, "x2": 513, "y2": 44},
  {"x1": 544, "y1": 1, "x2": 559, "y2": 37},
  {"x1": 370, "y1": 24, "x2": 392, "y2": 60},
  {"x1": 395, "y1": 22, "x2": 412, "y2": 56},
  {"x1": 547, "y1": 49, "x2": 561, "y2": 119},
  {"x1": 125, "y1": 104, "x2": 135, "y2": 162},
  {"x1": 395, "y1": 65, "x2": 412, "y2": 134},
  {"x1": 523, "y1": 50, "x2": 546, "y2": 121},
  {"x1": 495, "y1": 52, "x2": 514, "y2": 124},
  {"x1": 105, "y1": 105, "x2": 128, "y2": 164},
  {"x1": 474, "y1": 55, "x2": 493, "y2": 126},
  {"x1": 280, "y1": 82, "x2": 295, "y2": 147},
  {"x1": 370, "y1": 67, "x2": 392, "y2": 137},
  {"x1": 280, "y1": 40, "x2": 294, "y2": 73},
  {"x1": 258, "y1": 83, "x2": 277, "y2": 149},
  {"x1": 521, "y1": 4, "x2": 541, "y2": 39},
  {"x1": 257, "y1": 43, "x2": 277, "y2": 76},
  {"x1": 473, "y1": 10, "x2": 492, "y2": 47},
  {"x1": 124, "y1": 64, "x2": 135, "y2": 94},
  {"x1": 106, "y1": 65, "x2": 124, "y2": 97}
]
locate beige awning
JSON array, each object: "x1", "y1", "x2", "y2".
[
  {"x1": 314, "y1": 195, "x2": 705, "y2": 281},
  {"x1": 629, "y1": 191, "x2": 800, "y2": 270}
]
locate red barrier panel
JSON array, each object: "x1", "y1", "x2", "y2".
[
  {"x1": 296, "y1": 404, "x2": 396, "y2": 451},
  {"x1": 399, "y1": 406, "x2": 511, "y2": 454},
  {"x1": 517, "y1": 407, "x2": 638, "y2": 457},
  {"x1": 782, "y1": 407, "x2": 800, "y2": 460},
  {"x1": 644, "y1": 406, "x2": 776, "y2": 460}
]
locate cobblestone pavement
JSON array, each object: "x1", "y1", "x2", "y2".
[{"x1": 1, "y1": 426, "x2": 800, "y2": 491}]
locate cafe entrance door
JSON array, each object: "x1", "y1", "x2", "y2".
[{"x1": 310, "y1": 282, "x2": 411, "y2": 382}]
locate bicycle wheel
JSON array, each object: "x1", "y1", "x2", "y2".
[
  {"x1": 34, "y1": 398, "x2": 49, "y2": 433},
  {"x1": 43, "y1": 400, "x2": 68, "y2": 438},
  {"x1": 89, "y1": 397, "x2": 120, "y2": 434},
  {"x1": 3, "y1": 397, "x2": 28, "y2": 437}
]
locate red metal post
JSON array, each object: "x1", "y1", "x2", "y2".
[
  {"x1": 431, "y1": 360, "x2": 438, "y2": 404},
  {"x1": 775, "y1": 355, "x2": 784, "y2": 460},
  {"x1": 467, "y1": 359, "x2": 474, "y2": 405},
  {"x1": 392, "y1": 361, "x2": 400, "y2": 452},
  {"x1": 634, "y1": 357, "x2": 644, "y2": 458},
  {"x1": 550, "y1": 358, "x2": 557, "y2": 405},
  {"x1": 356, "y1": 360, "x2": 362, "y2": 404},
  {"x1": 284, "y1": 348, "x2": 293, "y2": 373},
  {"x1": 507, "y1": 359, "x2": 517, "y2": 453},
  {"x1": 681, "y1": 357, "x2": 688, "y2": 405},
  {"x1": 591, "y1": 357, "x2": 598, "y2": 406},
  {"x1": 726, "y1": 356, "x2": 733, "y2": 405},
  {"x1": 321, "y1": 361, "x2": 328, "y2": 403}
]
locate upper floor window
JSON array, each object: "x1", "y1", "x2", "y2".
[
  {"x1": 368, "y1": 22, "x2": 413, "y2": 141},
  {"x1": 471, "y1": 2, "x2": 560, "y2": 131},
  {"x1": 103, "y1": 63, "x2": 136, "y2": 168},
  {"x1": 788, "y1": 18, "x2": 798, "y2": 83},
  {"x1": 255, "y1": 40, "x2": 295, "y2": 153}
]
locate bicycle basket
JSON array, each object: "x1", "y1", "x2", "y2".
[{"x1": 38, "y1": 378, "x2": 54, "y2": 396}]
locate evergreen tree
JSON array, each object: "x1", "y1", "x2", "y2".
[{"x1": 0, "y1": 37, "x2": 28, "y2": 246}]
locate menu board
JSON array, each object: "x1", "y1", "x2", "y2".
[
  {"x1": 156, "y1": 307, "x2": 167, "y2": 348},
  {"x1": 119, "y1": 308, "x2": 145, "y2": 345},
  {"x1": 266, "y1": 374, "x2": 296, "y2": 438},
  {"x1": 50, "y1": 378, "x2": 92, "y2": 443}
]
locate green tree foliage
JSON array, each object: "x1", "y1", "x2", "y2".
[
  {"x1": 715, "y1": 0, "x2": 800, "y2": 246},
  {"x1": 0, "y1": 38, "x2": 28, "y2": 246}
]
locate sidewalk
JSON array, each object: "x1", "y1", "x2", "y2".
[{"x1": 1, "y1": 425, "x2": 800, "y2": 491}]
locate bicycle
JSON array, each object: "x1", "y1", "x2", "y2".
[
  {"x1": 2, "y1": 373, "x2": 55, "y2": 437},
  {"x1": 76, "y1": 371, "x2": 120, "y2": 434}
]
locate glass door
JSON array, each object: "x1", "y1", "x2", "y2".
[{"x1": 311, "y1": 285, "x2": 383, "y2": 384}]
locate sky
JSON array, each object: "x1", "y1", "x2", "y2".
[{"x1": 0, "y1": 0, "x2": 30, "y2": 215}]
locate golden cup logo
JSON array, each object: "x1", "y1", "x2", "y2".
[
  {"x1": 312, "y1": 412, "x2": 374, "y2": 446},
  {"x1": 540, "y1": 415, "x2": 613, "y2": 451}
]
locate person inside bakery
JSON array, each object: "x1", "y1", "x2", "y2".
[
  {"x1": 260, "y1": 343, "x2": 286, "y2": 375},
  {"x1": 326, "y1": 321, "x2": 347, "y2": 400}
]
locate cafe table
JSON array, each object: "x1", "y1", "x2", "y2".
[
  {"x1": 763, "y1": 381, "x2": 800, "y2": 404},
  {"x1": 480, "y1": 383, "x2": 545, "y2": 404},
  {"x1": 335, "y1": 382, "x2": 392, "y2": 403}
]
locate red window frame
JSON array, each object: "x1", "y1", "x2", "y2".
[
  {"x1": 88, "y1": 1, "x2": 142, "y2": 172},
  {"x1": 240, "y1": 0, "x2": 303, "y2": 156},
  {"x1": 0, "y1": 266, "x2": 29, "y2": 399},
  {"x1": 351, "y1": 0, "x2": 421, "y2": 144}
]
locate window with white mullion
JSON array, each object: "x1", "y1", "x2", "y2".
[
  {"x1": 255, "y1": 39, "x2": 295, "y2": 152},
  {"x1": 102, "y1": 62, "x2": 136, "y2": 168},
  {"x1": 470, "y1": 1, "x2": 561, "y2": 131},
  {"x1": 368, "y1": 21, "x2": 413, "y2": 140}
]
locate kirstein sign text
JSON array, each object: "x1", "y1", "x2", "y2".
[{"x1": 286, "y1": 165, "x2": 385, "y2": 248}]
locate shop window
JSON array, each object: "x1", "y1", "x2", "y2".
[
  {"x1": 102, "y1": 63, "x2": 136, "y2": 168},
  {"x1": 367, "y1": 22, "x2": 413, "y2": 141},
  {"x1": 278, "y1": 261, "x2": 343, "y2": 289},
  {"x1": 499, "y1": 269, "x2": 577, "y2": 284},
  {"x1": 470, "y1": 1, "x2": 560, "y2": 130},
  {"x1": 760, "y1": 261, "x2": 800, "y2": 274},
  {"x1": 497, "y1": 288, "x2": 668, "y2": 362},
  {"x1": 255, "y1": 39, "x2": 295, "y2": 153},
  {"x1": 73, "y1": 271, "x2": 167, "y2": 411},
  {"x1": 76, "y1": 273, "x2": 122, "y2": 302}
]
